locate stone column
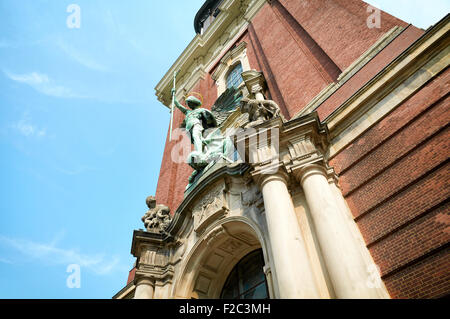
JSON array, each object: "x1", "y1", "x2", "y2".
[
  {"x1": 295, "y1": 164, "x2": 388, "y2": 298},
  {"x1": 256, "y1": 170, "x2": 320, "y2": 298},
  {"x1": 134, "y1": 277, "x2": 154, "y2": 299}
]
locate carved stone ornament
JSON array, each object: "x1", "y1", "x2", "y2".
[
  {"x1": 141, "y1": 196, "x2": 172, "y2": 233},
  {"x1": 192, "y1": 183, "x2": 228, "y2": 233},
  {"x1": 239, "y1": 97, "x2": 282, "y2": 127},
  {"x1": 241, "y1": 185, "x2": 264, "y2": 213}
]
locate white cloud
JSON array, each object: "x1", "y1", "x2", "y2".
[
  {"x1": 3, "y1": 70, "x2": 139, "y2": 103},
  {"x1": 0, "y1": 234, "x2": 125, "y2": 276},
  {"x1": 3, "y1": 70, "x2": 84, "y2": 98},
  {"x1": 11, "y1": 112, "x2": 46, "y2": 138},
  {"x1": 56, "y1": 39, "x2": 109, "y2": 72}
]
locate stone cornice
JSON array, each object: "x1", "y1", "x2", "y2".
[
  {"x1": 234, "y1": 112, "x2": 329, "y2": 186},
  {"x1": 131, "y1": 229, "x2": 175, "y2": 257},
  {"x1": 155, "y1": 0, "x2": 267, "y2": 107},
  {"x1": 112, "y1": 281, "x2": 135, "y2": 299}
]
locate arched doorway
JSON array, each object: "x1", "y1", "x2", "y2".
[
  {"x1": 173, "y1": 218, "x2": 274, "y2": 299},
  {"x1": 220, "y1": 249, "x2": 269, "y2": 299}
]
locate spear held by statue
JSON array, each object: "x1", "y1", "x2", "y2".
[{"x1": 169, "y1": 70, "x2": 179, "y2": 141}]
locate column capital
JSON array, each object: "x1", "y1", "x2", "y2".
[
  {"x1": 134, "y1": 273, "x2": 155, "y2": 287},
  {"x1": 292, "y1": 163, "x2": 328, "y2": 185},
  {"x1": 252, "y1": 167, "x2": 289, "y2": 189},
  {"x1": 241, "y1": 69, "x2": 267, "y2": 98},
  {"x1": 291, "y1": 163, "x2": 340, "y2": 187}
]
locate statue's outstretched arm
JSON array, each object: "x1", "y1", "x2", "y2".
[{"x1": 172, "y1": 89, "x2": 188, "y2": 115}]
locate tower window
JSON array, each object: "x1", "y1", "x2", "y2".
[{"x1": 226, "y1": 63, "x2": 243, "y2": 89}]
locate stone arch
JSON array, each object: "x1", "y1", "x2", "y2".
[{"x1": 173, "y1": 216, "x2": 273, "y2": 299}]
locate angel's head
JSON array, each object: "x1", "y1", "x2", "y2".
[
  {"x1": 185, "y1": 92, "x2": 203, "y2": 109},
  {"x1": 185, "y1": 96, "x2": 202, "y2": 109}
]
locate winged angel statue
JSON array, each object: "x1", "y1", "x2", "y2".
[{"x1": 171, "y1": 87, "x2": 242, "y2": 190}]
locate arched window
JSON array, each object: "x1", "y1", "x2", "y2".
[
  {"x1": 226, "y1": 63, "x2": 243, "y2": 89},
  {"x1": 220, "y1": 249, "x2": 269, "y2": 299}
]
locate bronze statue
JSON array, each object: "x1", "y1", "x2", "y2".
[
  {"x1": 172, "y1": 89, "x2": 217, "y2": 153},
  {"x1": 171, "y1": 88, "x2": 238, "y2": 190}
]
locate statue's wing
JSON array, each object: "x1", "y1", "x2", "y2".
[
  {"x1": 180, "y1": 118, "x2": 187, "y2": 129},
  {"x1": 201, "y1": 109, "x2": 218, "y2": 128},
  {"x1": 211, "y1": 87, "x2": 243, "y2": 127},
  {"x1": 211, "y1": 111, "x2": 230, "y2": 127}
]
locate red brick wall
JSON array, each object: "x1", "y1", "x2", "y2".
[
  {"x1": 330, "y1": 67, "x2": 450, "y2": 298},
  {"x1": 316, "y1": 24, "x2": 424, "y2": 120},
  {"x1": 127, "y1": 267, "x2": 136, "y2": 285},
  {"x1": 279, "y1": 0, "x2": 409, "y2": 71},
  {"x1": 155, "y1": 98, "x2": 193, "y2": 211}
]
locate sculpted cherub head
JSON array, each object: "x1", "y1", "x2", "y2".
[{"x1": 146, "y1": 196, "x2": 156, "y2": 209}]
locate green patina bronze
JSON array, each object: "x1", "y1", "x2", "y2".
[{"x1": 172, "y1": 87, "x2": 242, "y2": 191}]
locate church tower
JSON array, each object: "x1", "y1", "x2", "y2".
[{"x1": 114, "y1": 1, "x2": 450, "y2": 299}]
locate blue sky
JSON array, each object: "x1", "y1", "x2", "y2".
[{"x1": 0, "y1": 1, "x2": 448, "y2": 299}]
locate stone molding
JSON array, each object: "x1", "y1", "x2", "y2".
[
  {"x1": 234, "y1": 111, "x2": 329, "y2": 184},
  {"x1": 211, "y1": 41, "x2": 248, "y2": 80},
  {"x1": 292, "y1": 164, "x2": 329, "y2": 186},
  {"x1": 155, "y1": 0, "x2": 268, "y2": 107},
  {"x1": 253, "y1": 169, "x2": 289, "y2": 189},
  {"x1": 134, "y1": 275, "x2": 155, "y2": 288}
]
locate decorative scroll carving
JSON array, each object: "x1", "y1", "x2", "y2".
[
  {"x1": 192, "y1": 183, "x2": 229, "y2": 233},
  {"x1": 136, "y1": 243, "x2": 174, "y2": 285},
  {"x1": 204, "y1": 225, "x2": 226, "y2": 247},
  {"x1": 241, "y1": 185, "x2": 264, "y2": 219},
  {"x1": 141, "y1": 196, "x2": 172, "y2": 233}
]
